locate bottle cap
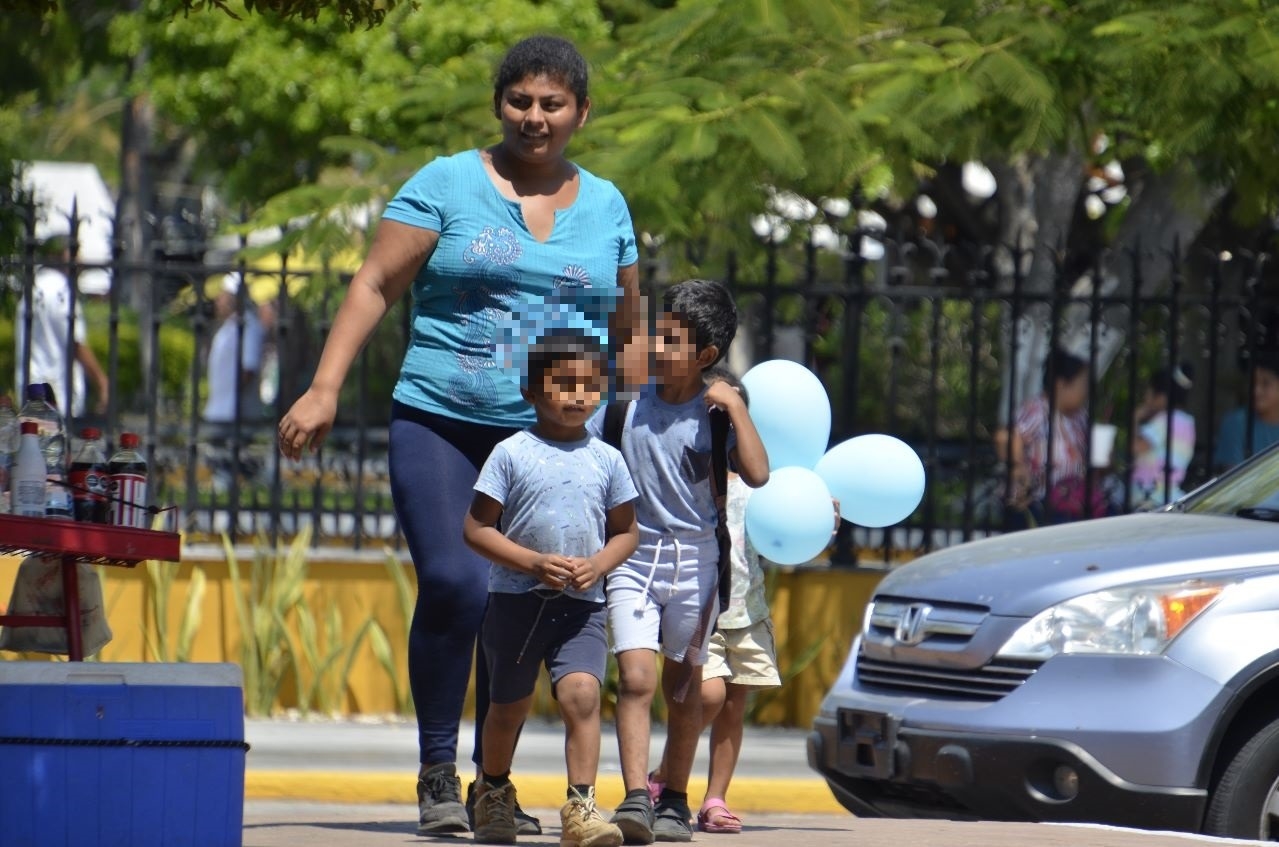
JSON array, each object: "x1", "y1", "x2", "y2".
[
  {"x1": 80, "y1": 427, "x2": 102, "y2": 440},
  {"x1": 20, "y1": 421, "x2": 38, "y2": 435},
  {"x1": 25, "y1": 383, "x2": 47, "y2": 402},
  {"x1": 120, "y1": 432, "x2": 140, "y2": 449}
]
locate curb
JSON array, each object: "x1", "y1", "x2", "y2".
[{"x1": 245, "y1": 772, "x2": 844, "y2": 814}]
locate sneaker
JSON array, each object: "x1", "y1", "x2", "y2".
[
  {"x1": 652, "y1": 798, "x2": 693, "y2": 843},
  {"x1": 417, "y1": 763, "x2": 470, "y2": 835},
  {"x1": 473, "y1": 780, "x2": 520, "y2": 845},
  {"x1": 561, "y1": 787, "x2": 624, "y2": 847},
  {"x1": 610, "y1": 791, "x2": 655, "y2": 845},
  {"x1": 468, "y1": 780, "x2": 543, "y2": 836}
]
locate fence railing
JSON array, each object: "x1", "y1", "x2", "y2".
[{"x1": 5, "y1": 202, "x2": 1278, "y2": 562}]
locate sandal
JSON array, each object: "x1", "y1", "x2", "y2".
[
  {"x1": 646, "y1": 770, "x2": 665, "y2": 805},
  {"x1": 697, "y1": 801, "x2": 742, "y2": 834}
]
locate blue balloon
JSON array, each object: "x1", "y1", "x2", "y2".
[
  {"x1": 815, "y1": 435, "x2": 925, "y2": 528},
  {"x1": 744, "y1": 466, "x2": 837, "y2": 566},
  {"x1": 741, "y1": 360, "x2": 831, "y2": 471}
]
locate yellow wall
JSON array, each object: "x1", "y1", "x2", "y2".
[{"x1": 0, "y1": 551, "x2": 884, "y2": 726}]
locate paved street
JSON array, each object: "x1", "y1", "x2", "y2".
[
  {"x1": 242, "y1": 802, "x2": 1269, "y2": 847},
  {"x1": 239, "y1": 718, "x2": 1268, "y2": 846}
]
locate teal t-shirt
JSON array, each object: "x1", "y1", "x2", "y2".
[{"x1": 383, "y1": 149, "x2": 638, "y2": 427}]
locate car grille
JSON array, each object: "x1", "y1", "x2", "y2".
[{"x1": 856, "y1": 648, "x2": 1042, "y2": 702}]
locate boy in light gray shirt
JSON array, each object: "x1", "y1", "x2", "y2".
[{"x1": 464, "y1": 330, "x2": 639, "y2": 846}]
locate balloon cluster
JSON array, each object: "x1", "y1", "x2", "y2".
[{"x1": 739, "y1": 360, "x2": 926, "y2": 565}]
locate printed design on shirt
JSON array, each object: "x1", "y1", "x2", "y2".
[
  {"x1": 553, "y1": 264, "x2": 591, "y2": 288},
  {"x1": 451, "y1": 226, "x2": 522, "y2": 407}
]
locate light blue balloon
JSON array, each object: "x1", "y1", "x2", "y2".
[
  {"x1": 744, "y1": 466, "x2": 837, "y2": 565},
  {"x1": 815, "y1": 435, "x2": 926, "y2": 528},
  {"x1": 741, "y1": 360, "x2": 831, "y2": 471}
]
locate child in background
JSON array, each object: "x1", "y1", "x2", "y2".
[
  {"x1": 1131, "y1": 363, "x2": 1196, "y2": 508},
  {"x1": 1214, "y1": 353, "x2": 1279, "y2": 471},
  {"x1": 463, "y1": 330, "x2": 639, "y2": 846},
  {"x1": 645, "y1": 366, "x2": 780, "y2": 835},
  {"x1": 589, "y1": 279, "x2": 770, "y2": 844}
]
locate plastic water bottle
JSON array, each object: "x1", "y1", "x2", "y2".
[
  {"x1": 71, "y1": 427, "x2": 110, "y2": 524},
  {"x1": 17, "y1": 383, "x2": 71, "y2": 519},
  {"x1": 0, "y1": 395, "x2": 17, "y2": 513},
  {"x1": 108, "y1": 432, "x2": 149, "y2": 528},
  {"x1": 11, "y1": 421, "x2": 46, "y2": 517}
]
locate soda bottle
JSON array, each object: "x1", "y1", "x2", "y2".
[
  {"x1": 108, "y1": 432, "x2": 149, "y2": 528},
  {"x1": 18, "y1": 383, "x2": 71, "y2": 518},
  {"x1": 71, "y1": 427, "x2": 110, "y2": 524},
  {"x1": 0, "y1": 395, "x2": 17, "y2": 513},
  {"x1": 11, "y1": 421, "x2": 46, "y2": 517}
]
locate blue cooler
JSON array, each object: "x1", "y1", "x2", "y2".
[{"x1": 0, "y1": 662, "x2": 246, "y2": 847}]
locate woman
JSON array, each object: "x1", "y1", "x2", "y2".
[
  {"x1": 1130, "y1": 363, "x2": 1196, "y2": 508},
  {"x1": 996, "y1": 348, "x2": 1100, "y2": 527},
  {"x1": 277, "y1": 36, "x2": 641, "y2": 836}
]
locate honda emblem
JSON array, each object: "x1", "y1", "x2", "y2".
[{"x1": 894, "y1": 603, "x2": 933, "y2": 646}]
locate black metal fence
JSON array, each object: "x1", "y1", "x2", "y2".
[{"x1": 5, "y1": 201, "x2": 1279, "y2": 562}]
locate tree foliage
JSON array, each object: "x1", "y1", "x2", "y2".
[
  {"x1": 3, "y1": 0, "x2": 411, "y2": 29},
  {"x1": 110, "y1": 0, "x2": 610, "y2": 204}
]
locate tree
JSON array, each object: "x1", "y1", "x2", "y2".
[
  {"x1": 5, "y1": 0, "x2": 409, "y2": 29},
  {"x1": 585, "y1": 0, "x2": 1279, "y2": 409},
  {"x1": 110, "y1": 0, "x2": 611, "y2": 205}
]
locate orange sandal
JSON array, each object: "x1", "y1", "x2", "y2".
[{"x1": 698, "y1": 801, "x2": 742, "y2": 834}]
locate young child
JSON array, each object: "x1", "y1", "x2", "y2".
[
  {"x1": 589, "y1": 279, "x2": 770, "y2": 844},
  {"x1": 646, "y1": 367, "x2": 780, "y2": 835},
  {"x1": 1131, "y1": 362, "x2": 1196, "y2": 508},
  {"x1": 463, "y1": 330, "x2": 640, "y2": 847}
]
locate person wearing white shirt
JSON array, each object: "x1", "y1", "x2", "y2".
[
  {"x1": 202, "y1": 273, "x2": 265, "y2": 424},
  {"x1": 14, "y1": 240, "x2": 109, "y2": 419}
]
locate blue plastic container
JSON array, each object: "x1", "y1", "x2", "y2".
[{"x1": 0, "y1": 662, "x2": 246, "y2": 847}]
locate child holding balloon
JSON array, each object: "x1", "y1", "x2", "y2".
[{"x1": 589, "y1": 279, "x2": 770, "y2": 843}]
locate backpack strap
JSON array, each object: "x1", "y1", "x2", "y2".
[
  {"x1": 708, "y1": 408, "x2": 732, "y2": 615},
  {"x1": 603, "y1": 400, "x2": 630, "y2": 451}
]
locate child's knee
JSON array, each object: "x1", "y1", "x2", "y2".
[
  {"x1": 617, "y1": 653, "x2": 658, "y2": 699},
  {"x1": 555, "y1": 673, "x2": 602, "y2": 719}
]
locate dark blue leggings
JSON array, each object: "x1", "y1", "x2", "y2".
[{"x1": 389, "y1": 401, "x2": 519, "y2": 766}]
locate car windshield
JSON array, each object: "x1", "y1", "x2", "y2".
[{"x1": 1183, "y1": 445, "x2": 1279, "y2": 518}]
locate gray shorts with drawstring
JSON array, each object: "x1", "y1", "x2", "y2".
[{"x1": 481, "y1": 590, "x2": 608, "y2": 704}]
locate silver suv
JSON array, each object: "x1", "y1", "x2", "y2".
[{"x1": 808, "y1": 446, "x2": 1279, "y2": 840}]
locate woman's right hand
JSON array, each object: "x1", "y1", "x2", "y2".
[{"x1": 278, "y1": 386, "x2": 339, "y2": 461}]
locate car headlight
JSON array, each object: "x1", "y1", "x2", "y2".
[{"x1": 996, "y1": 579, "x2": 1230, "y2": 660}]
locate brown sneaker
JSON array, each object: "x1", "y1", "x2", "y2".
[
  {"x1": 474, "y1": 779, "x2": 520, "y2": 845},
  {"x1": 562, "y1": 787, "x2": 624, "y2": 847},
  {"x1": 416, "y1": 762, "x2": 469, "y2": 835}
]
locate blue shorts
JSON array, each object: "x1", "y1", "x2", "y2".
[{"x1": 482, "y1": 591, "x2": 608, "y2": 704}]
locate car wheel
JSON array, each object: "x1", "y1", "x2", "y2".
[{"x1": 1206, "y1": 715, "x2": 1279, "y2": 841}]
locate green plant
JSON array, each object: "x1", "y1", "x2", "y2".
[
  {"x1": 224, "y1": 528, "x2": 309, "y2": 716},
  {"x1": 367, "y1": 549, "x2": 416, "y2": 715},
  {"x1": 142, "y1": 557, "x2": 206, "y2": 663},
  {"x1": 744, "y1": 633, "x2": 824, "y2": 725},
  {"x1": 291, "y1": 599, "x2": 374, "y2": 715}
]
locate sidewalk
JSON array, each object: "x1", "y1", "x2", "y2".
[{"x1": 244, "y1": 715, "x2": 839, "y2": 813}]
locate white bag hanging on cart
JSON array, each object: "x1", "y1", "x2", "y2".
[{"x1": 0, "y1": 554, "x2": 113, "y2": 655}]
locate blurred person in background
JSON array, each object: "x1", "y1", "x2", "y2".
[{"x1": 14, "y1": 235, "x2": 109, "y2": 419}]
